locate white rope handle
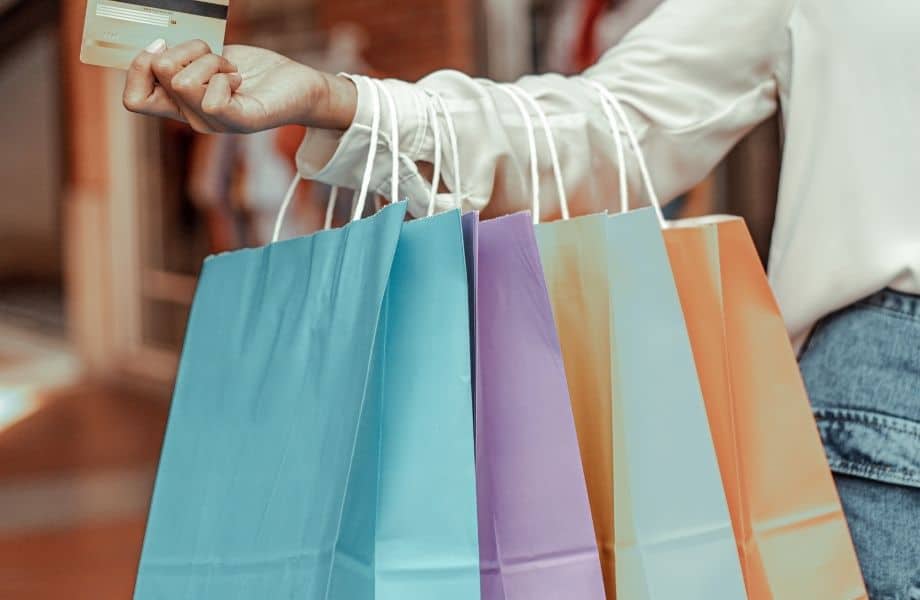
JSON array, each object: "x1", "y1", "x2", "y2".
[
  {"x1": 272, "y1": 75, "x2": 383, "y2": 241},
  {"x1": 374, "y1": 79, "x2": 400, "y2": 204},
  {"x1": 504, "y1": 84, "x2": 570, "y2": 221},
  {"x1": 350, "y1": 75, "x2": 382, "y2": 222},
  {"x1": 271, "y1": 174, "x2": 302, "y2": 243},
  {"x1": 420, "y1": 97, "x2": 443, "y2": 216},
  {"x1": 428, "y1": 90, "x2": 463, "y2": 211},
  {"x1": 584, "y1": 81, "x2": 628, "y2": 215},
  {"x1": 496, "y1": 84, "x2": 540, "y2": 224},
  {"x1": 586, "y1": 80, "x2": 666, "y2": 227},
  {"x1": 323, "y1": 186, "x2": 340, "y2": 230}
]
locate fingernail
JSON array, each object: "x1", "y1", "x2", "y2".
[{"x1": 145, "y1": 39, "x2": 166, "y2": 54}]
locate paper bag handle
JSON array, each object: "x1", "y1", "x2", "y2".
[
  {"x1": 503, "y1": 84, "x2": 570, "y2": 222},
  {"x1": 271, "y1": 74, "x2": 382, "y2": 242},
  {"x1": 584, "y1": 80, "x2": 629, "y2": 215},
  {"x1": 426, "y1": 90, "x2": 464, "y2": 214},
  {"x1": 495, "y1": 84, "x2": 541, "y2": 224},
  {"x1": 374, "y1": 79, "x2": 401, "y2": 205},
  {"x1": 425, "y1": 98, "x2": 444, "y2": 215},
  {"x1": 584, "y1": 80, "x2": 667, "y2": 227}
]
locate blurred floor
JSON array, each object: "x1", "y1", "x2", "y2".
[
  {"x1": 0, "y1": 321, "x2": 169, "y2": 599},
  {"x1": 0, "y1": 281, "x2": 66, "y2": 337}
]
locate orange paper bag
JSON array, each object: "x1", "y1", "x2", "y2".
[
  {"x1": 664, "y1": 216, "x2": 867, "y2": 599},
  {"x1": 535, "y1": 213, "x2": 615, "y2": 594}
]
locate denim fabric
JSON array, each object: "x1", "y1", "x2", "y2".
[{"x1": 799, "y1": 289, "x2": 920, "y2": 600}]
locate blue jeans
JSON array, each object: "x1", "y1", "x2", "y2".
[{"x1": 799, "y1": 289, "x2": 920, "y2": 599}]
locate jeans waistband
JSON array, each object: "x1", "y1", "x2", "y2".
[{"x1": 858, "y1": 288, "x2": 920, "y2": 320}]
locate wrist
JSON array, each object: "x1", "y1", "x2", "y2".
[{"x1": 301, "y1": 70, "x2": 358, "y2": 131}]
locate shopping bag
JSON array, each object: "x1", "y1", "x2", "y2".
[
  {"x1": 329, "y1": 208, "x2": 480, "y2": 599},
  {"x1": 606, "y1": 207, "x2": 748, "y2": 600},
  {"x1": 134, "y1": 201, "x2": 408, "y2": 599},
  {"x1": 664, "y1": 217, "x2": 867, "y2": 599},
  {"x1": 137, "y1": 75, "x2": 480, "y2": 598},
  {"x1": 327, "y1": 78, "x2": 479, "y2": 599},
  {"x1": 534, "y1": 214, "x2": 616, "y2": 594},
  {"x1": 494, "y1": 84, "x2": 618, "y2": 595},
  {"x1": 570, "y1": 83, "x2": 746, "y2": 599},
  {"x1": 468, "y1": 210, "x2": 606, "y2": 600}
]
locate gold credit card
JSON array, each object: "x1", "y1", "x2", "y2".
[{"x1": 81, "y1": 0, "x2": 230, "y2": 69}]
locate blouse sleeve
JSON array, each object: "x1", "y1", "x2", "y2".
[{"x1": 296, "y1": 0, "x2": 794, "y2": 220}]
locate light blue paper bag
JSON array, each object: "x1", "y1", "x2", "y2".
[
  {"x1": 135, "y1": 202, "x2": 408, "y2": 598},
  {"x1": 136, "y1": 203, "x2": 481, "y2": 599},
  {"x1": 329, "y1": 209, "x2": 480, "y2": 599},
  {"x1": 607, "y1": 208, "x2": 746, "y2": 600},
  {"x1": 331, "y1": 78, "x2": 479, "y2": 597}
]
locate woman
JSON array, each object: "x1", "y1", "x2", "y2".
[{"x1": 123, "y1": 0, "x2": 920, "y2": 595}]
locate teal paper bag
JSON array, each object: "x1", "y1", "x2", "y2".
[
  {"x1": 135, "y1": 202, "x2": 406, "y2": 598},
  {"x1": 135, "y1": 201, "x2": 477, "y2": 599},
  {"x1": 328, "y1": 209, "x2": 481, "y2": 599}
]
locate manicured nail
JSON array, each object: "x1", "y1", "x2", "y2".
[{"x1": 145, "y1": 39, "x2": 166, "y2": 54}]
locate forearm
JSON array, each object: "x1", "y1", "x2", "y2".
[
  {"x1": 297, "y1": 68, "x2": 702, "y2": 221},
  {"x1": 295, "y1": 0, "x2": 789, "y2": 218}
]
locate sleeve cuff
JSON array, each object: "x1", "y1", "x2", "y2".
[{"x1": 295, "y1": 74, "x2": 433, "y2": 214}]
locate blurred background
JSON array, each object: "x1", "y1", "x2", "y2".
[{"x1": 0, "y1": 0, "x2": 780, "y2": 596}]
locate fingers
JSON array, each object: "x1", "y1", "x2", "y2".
[
  {"x1": 123, "y1": 42, "x2": 182, "y2": 120},
  {"x1": 200, "y1": 73, "x2": 244, "y2": 123},
  {"x1": 169, "y1": 53, "x2": 239, "y2": 109},
  {"x1": 150, "y1": 39, "x2": 214, "y2": 82},
  {"x1": 151, "y1": 40, "x2": 241, "y2": 133}
]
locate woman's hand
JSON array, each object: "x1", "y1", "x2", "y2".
[{"x1": 123, "y1": 40, "x2": 357, "y2": 133}]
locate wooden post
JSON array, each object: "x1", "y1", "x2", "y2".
[{"x1": 60, "y1": 0, "x2": 116, "y2": 372}]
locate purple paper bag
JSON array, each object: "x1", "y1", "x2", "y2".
[{"x1": 463, "y1": 211, "x2": 606, "y2": 600}]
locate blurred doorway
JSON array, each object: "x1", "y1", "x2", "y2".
[{"x1": 0, "y1": 0, "x2": 66, "y2": 339}]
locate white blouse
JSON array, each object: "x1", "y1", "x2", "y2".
[{"x1": 295, "y1": 0, "x2": 920, "y2": 348}]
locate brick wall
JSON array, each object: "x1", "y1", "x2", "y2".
[{"x1": 316, "y1": 0, "x2": 477, "y2": 80}]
